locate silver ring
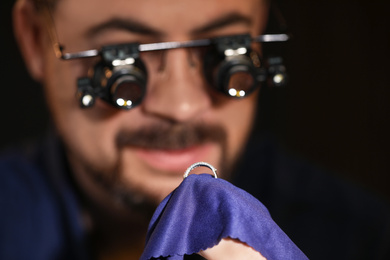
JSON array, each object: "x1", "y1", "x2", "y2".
[{"x1": 183, "y1": 162, "x2": 218, "y2": 179}]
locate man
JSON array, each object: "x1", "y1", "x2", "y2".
[{"x1": 2, "y1": 0, "x2": 389, "y2": 259}]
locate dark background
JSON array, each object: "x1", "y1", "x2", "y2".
[{"x1": 1, "y1": 0, "x2": 389, "y2": 201}]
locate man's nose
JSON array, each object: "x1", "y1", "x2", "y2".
[{"x1": 141, "y1": 48, "x2": 212, "y2": 122}]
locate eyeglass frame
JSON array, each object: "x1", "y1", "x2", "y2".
[{"x1": 53, "y1": 33, "x2": 290, "y2": 61}]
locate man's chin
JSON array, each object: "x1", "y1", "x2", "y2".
[
  {"x1": 117, "y1": 143, "x2": 224, "y2": 204},
  {"x1": 92, "y1": 171, "x2": 182, "y2": 222}
]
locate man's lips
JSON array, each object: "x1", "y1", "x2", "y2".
[{"x1": 133, "y1": 144, "x2": 215, "y2": 174}]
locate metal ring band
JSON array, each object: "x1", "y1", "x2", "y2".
[{"x1": 183, "y1": 162, "x2": 218, "y2": 179}]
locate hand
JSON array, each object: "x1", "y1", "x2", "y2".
[{"x1": 198, "y1": 238, "x2": 266, "y2": 260}]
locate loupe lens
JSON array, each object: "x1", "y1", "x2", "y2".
[
  {"x1": 226, "y1": 70, "x2": 254, "y2": 97},
  {"x1": 111, "y1": 75, "x2": 144, "y2": 109},
  {"x1": 223, "y1": 64, "x2": 256, "y2": 98}
]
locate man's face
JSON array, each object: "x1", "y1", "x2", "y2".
[{"x1": 39, "y1": 0, "x2": 268, "y2": 208}]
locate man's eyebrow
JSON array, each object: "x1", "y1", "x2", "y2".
[
  {"x1": 86, "y1": 17, "x2": 163, "y2": 38},
  {"x1": 191, "y1": 12, "x2": 253, "y2": 35}
]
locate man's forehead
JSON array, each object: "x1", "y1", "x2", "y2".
[{"x1": 54, "y1": 0, "x2": 267, "y2": 40}]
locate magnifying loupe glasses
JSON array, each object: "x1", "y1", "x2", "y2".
[
  {"x1": 42, "y1": 4, "x2": 290, "y2": 110},
  {"x1": 60, "y1": 34, "x2": 289, "y2": 109}
]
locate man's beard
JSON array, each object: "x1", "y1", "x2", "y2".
[{"x1": 86, "y1": 120, "x2": 243, "y2": 217}]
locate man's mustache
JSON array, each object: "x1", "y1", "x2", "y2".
[{"x1": 116, "y1": 122, "x2": 227, "y2": 150}]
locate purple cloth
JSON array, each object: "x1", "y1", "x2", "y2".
[{"x1": 141, "y1": 174, "x2": 309, "y2": 260}]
